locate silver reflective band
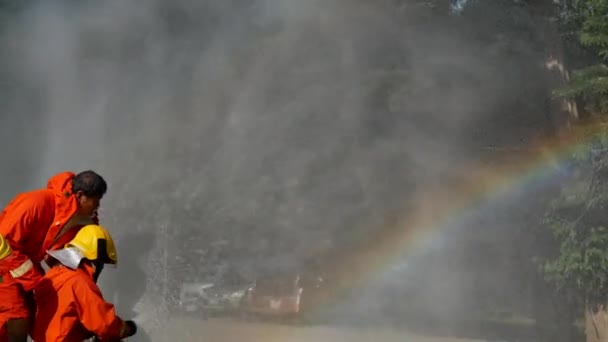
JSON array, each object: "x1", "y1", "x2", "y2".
[
  {"x1": 47, "y1": 247, "x2": 84, "y2": 270},
  {"x1": 9, "y1": 259, "x2": 34, "y2": 278}
]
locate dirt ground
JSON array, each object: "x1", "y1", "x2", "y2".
[{"x1": 149, "y1": 318, "x2": 487, "y2": 342}]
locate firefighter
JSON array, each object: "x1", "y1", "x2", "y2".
[
  {"x1": 0, "y1": 170, "x2": 107, "y2": 342},
  {"x1": 32, "y1": 224, "x2": 137, "y2": 342}
]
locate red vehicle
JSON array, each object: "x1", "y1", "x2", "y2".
[{"x1": 240, "y1": 272, "x2": 325, "y2": 322}]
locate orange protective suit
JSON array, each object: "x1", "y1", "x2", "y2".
[
  {"x1": 0, "y1": 172, "x2": 97, "y2": 340},
  {"x1": 32, "y1": 264, "x2": 125, "y2": 342}
]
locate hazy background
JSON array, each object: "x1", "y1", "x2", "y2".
[{"x1": 0, "y1": 0, "x2": 561, "y2": 340}]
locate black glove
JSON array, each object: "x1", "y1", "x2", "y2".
[{"x1": 124, "y1": 320, "x2": 138, "y2": 337}]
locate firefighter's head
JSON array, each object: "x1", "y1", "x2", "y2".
[
  {"x1": 72, "y1": 170, "x2": 107, "y2": 218},
  {"x1": 46, "y1": 225, "x2": 117, "y2": 282},
  {"x1": 0, "y1": 233, "x2": 11, "y2": 260},
  {"x1": 66, "y1": 224, "x2": 117, "y2": 282}
]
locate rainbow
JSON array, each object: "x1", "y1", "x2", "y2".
[{"x1": 307, "y1": 119, "x2": 608, "y2": 311}]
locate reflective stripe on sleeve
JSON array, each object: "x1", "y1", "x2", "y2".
[{"x1": 9, "y1": 259, "x2": 34, "y2": 278}]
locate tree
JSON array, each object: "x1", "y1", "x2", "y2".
[
  {"x1": 540, "y1": 135, "x2": 608, "y2": 303},
  {"x1": 542, "y1": 0, "x2": 608, "y2": 308},
  {"x1": 554, "y1": 0, "x2": 608, "y2": 114},
  {"x1": 538, "y1": 132, "x2": 608, "y2": 341}
]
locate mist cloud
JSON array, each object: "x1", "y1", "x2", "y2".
[{"x1": 0, "y1": 0, "x2": 554, "y2": 339}]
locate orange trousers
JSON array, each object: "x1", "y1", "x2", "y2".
[{"x1": 0, "y1": 279, "x2": 30, "y2": 342}]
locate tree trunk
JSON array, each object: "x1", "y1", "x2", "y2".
[
  {"x1": 530, "y1": 0, "x2": 580, "y2": 138},
  {"x1": 586, "y1": 307, "x2": 608, "y2": 342}
]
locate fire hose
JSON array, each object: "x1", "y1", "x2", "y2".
[{"x1": 84, "y1": 319, "x2": 137, "y2": 341}]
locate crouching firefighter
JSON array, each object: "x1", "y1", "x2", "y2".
[
  {"x1": 0, "y1": 170, "x2": 107, "y2": 342},
  {"x1": 32, "y1": 224, "x2": 137, "y2": 342}
]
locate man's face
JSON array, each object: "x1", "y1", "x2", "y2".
[{"x1": 75, "y1": 192, "x2": 101, "y2": 217}]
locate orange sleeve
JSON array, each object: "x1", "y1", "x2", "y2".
[
  {"x1": 71, "y1": 277, "x2": 125, "y2": 341},
  {"x1": 0, "y1": 192, "x2": 53, "y2": 290},
  {"x1": 0, "y1": 192, "x2": 50, "y2": 246}
]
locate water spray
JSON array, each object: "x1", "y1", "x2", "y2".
[{"x1": 451, "y1": 0, "x2": 471, "y2": 14}]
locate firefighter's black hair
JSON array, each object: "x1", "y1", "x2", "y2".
[{"x1": 72, "y1": 170, "x2": 107, "y2": 198}]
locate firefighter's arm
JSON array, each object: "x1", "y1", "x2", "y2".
[
  {"x1": 0, "y1": 194, "x2": 50, "y2": 290},
  {"x1": 0, "y1": 191, "x2": 52, "y2": 246},
  {"x1": 0, "y1": 250, "x2": 43, "y2": 291},
  {"x1": 72, "y1": 279, "x2": 136, "y2": 340}
]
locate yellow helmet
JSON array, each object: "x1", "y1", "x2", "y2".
[
  {"x1": 66, "y1": 225, "x2": 117, "y2": 265},
  {"x1": 0, "y1": 234, "x2": 11, "y2": 260}
]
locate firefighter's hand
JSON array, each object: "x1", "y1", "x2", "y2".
[{"x1": 124, "y1": 320, "x2": 137, "y2": 337}]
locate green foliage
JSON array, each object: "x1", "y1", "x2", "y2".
[
  {"x1": 578, "y1": 0, "x2": 608, "y2": 58},
  {"x1": 554, "y1": 64, "x2": 608, "y2": 113},
  {"x1": 540, "y1": 131, "x2": 608, "y2": 307},
  {"x1": 541, "y1": 224, "x2": 608, "y2": 305},
  {"x1": 555, "y1": 0, "x2": 608, "y2": 114}
]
